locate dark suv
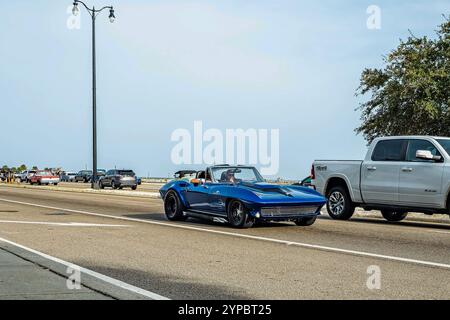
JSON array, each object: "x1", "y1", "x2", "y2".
[
  {"x1": 99, "y1": 169, "x2": 137, "y2": 190},
  {"x1": 74, "y1": 170, "x2": 93, "y2": 183}
]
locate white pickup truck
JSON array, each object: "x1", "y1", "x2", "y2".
[{"x1": 313, "y1": 136, "x2": 450, "y2": 221}]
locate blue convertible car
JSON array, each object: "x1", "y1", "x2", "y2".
[{"x1": 159, "y1": 165, "x2": 327, "y2": 228}]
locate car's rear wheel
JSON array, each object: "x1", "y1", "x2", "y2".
[
  {"x1": 111, "y1": 181, "x2": 117, "y2": 189},
  {"x1": 227, "y1": 200, "x2": 254, "y2": 228},
  {"x1": 381, "y1": 210, "x2": 408, "y2": 222},
  {"x1": 99, "y1": 181, "x2": 105, "y2": 189},
  {"x1": 131, "y1": 186, "x2": 137, "y2": 190},
  {"x1": 294, "y1": 216, "x2": 317, "y2": 226},
  {"x1": 326, "y1": 185, "x2": 355, "y2": 220},
  {"x1": 164, "y1": 191, "x2": 186, "y2": 221}
]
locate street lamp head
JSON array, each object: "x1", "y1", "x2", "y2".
[
  {"x1": 109, "y1": 8, "x2": 115, "y2": 23},
  {"x1": 72, "y1": 2, "x2": 79, "y2": 16}
]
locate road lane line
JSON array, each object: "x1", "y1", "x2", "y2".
[
  {"x1": 0, "y1": 220, "x2": 130, "y2": 227},
  {"x1": 431, "y1": 230, "x2": 450, "y2": 235},
  {"x1": 1, "y1": 197, "x2": 450, "y2": 270},
  {"x1": 0, "y1": 236, "x2": 169, "y2": 300}
]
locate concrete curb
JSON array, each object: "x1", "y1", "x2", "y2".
[
  {"x1": 0, "y1": 183, "x2": 161, "y2": 199},
  {"x1": 0, "y1": 241, "x2": 153, "y2": 300}
]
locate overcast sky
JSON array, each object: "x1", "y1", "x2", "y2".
[{"x1": 1, "y1": 0, "x2": 449, "y2": 179}]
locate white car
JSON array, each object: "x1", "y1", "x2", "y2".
[{"x1": 19, "y1": 170, "x2": 37, "y2": 183}]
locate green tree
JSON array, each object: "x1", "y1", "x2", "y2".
[
  {"x1": 2, "y1": 165, "x2": 9, "y2": 172},
  {"x1": 32, "y1": 166, "x2": 38, "y2": 171},
  {"x1": 356, "y1": 18, "x2": 450, "y2": 143},
  {"x1": 18, "y1": 164, "x2": 27, "y2": 172}
]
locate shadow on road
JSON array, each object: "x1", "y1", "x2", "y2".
[
  {"x1": 77, "y1": 262, "x2": 253, "y2": 300},
  {"x1": 125, "y1": 213, "x2": 299, "y2": 229}
]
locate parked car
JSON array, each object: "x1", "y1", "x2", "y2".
[
  {"x1": 293, "y1": 176, "x2": 313, "y2": 188},
  {"x1": 159, "y1": 165, "x2": 326, "y2": 228},
  {"x1": 60, "y1": 171, "x2": 77, "y2": 182},
  {"x1": 19, "y1": 170, "x2": 37, "y2": 183},
  {"x1": 98, "y1": 169, "x2": 137, "y2": 190},
  {"x1": 136, "y1": 176, "x2": 142, "y2": 185},
  {"x1": 313, "y1": 136, "x2": 450, "y2": 222},
  {"x1": 29, "y1": 170, "x2": 60, "y2": 185},
  {"x1": 74, "y1": 170, "x2": 93, "y2": 183}
]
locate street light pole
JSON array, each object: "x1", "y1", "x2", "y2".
[{"x1": 71, "y1": 1, "x2": 115, "y2": 189}]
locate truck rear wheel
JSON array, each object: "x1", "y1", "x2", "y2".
[
  {"x1": 294, "y1": 216, "x2": 317, "y2": 226},
  {"x1": 381, "y1": 210, "x2": 408, "y2": 222},
  {"x1": 326, "y1": 185, "x2": 355, "y2": 220}
]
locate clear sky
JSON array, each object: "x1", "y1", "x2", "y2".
[{"x1": 1, "y1": 0, "x2": 449, "y2": 179}]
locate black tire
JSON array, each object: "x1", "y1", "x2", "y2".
[
  {"x1": 381, "y1": 210, "x2": 408, "y2": 222},
  {"x1": 326, "y1": 185, "x2": 355, "y2": 220},
  {"x1": 38, "y1": 181, "x2": 42, "y2": 186},
  {"x1": 164, "y1": 191, "x2": 186, "y2": 221},
  {"x1": 99, "y1": 181, "x2": 105, "y2": 189},
  {"x1": 112, "y1": 181, "x2": 117, "y2": 189},
  {"x1": 131, "y1": 186, "x2": 137, "y2": 190},
  {"x1": 227, "y1": 200, "x2": 254, "y2": 228},
  {"x1": 295, "y1": 216, "x2": 317, "y2": 226},
  {"x1": 54, "y1": 183, "x2": 58, "y2": 186}
]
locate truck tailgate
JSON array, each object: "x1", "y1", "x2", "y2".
[{"x1": 312, "y1": 160, "x2": 363, "y2": 202}]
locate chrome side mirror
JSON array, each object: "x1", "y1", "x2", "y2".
[{"x1": 416, "y1": 150, "x2": 442, "y2": 161}]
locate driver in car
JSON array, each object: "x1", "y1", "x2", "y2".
[{"x1": 225, "y1": 169, "x2": 237, "y2": 184}]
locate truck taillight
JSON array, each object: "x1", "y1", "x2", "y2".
[{"x1": 311, "y1": 164, "x2": 315, "y2": 180}]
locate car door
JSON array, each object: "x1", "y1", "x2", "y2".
[
  {"x1": 104, "y1": 170, "x2": 114, "y2": 186},
  {"x1": 184, "y1": 170, "x2": 211, "y2": 211},
  {"x1": 361, "y1": 139, "x2": 407, "y2": 204},
  {"x1": 398, "y1": 139, "x2": 445, "y2": 208}
]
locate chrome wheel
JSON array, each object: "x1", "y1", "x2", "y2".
[
  {"x1": 329, "y1": 191, "x2": 345, "y2": 215},
  {"x1": 230, "y1": 201, "x2": 244, "y2": 225},
  {"x1": 227, "y1": 200, "x2": 254, "y2": 228}
]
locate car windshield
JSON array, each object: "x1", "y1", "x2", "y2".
[
  {"x1": 211, "y1": 167, "x2": 264, "y2": 183},
  {"x1": 38, "y1": 171, "x2": 51, "y2": 176},
  {"x1": 436, "y1": 139, "x2": 450, "y2": 156}
]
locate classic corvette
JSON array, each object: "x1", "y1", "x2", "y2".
[{"x1": 159, "y1": 165, "x2": 327, "y2": 228}]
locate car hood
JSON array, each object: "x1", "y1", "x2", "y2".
[{"x1": 238, "y1": 182, "x2": 326, "y2": 204}]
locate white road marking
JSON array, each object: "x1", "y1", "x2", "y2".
[
  {"x1": 0, "y1": 220, "x2": 130, "y2": 227},
  {"x1": 0, "y1": 236, "x2": 169, "y2": 300},
  {"x1": 1, "y1": 197, "x2": 450, "y2": 270},
  {"x1": 431, "y1": 230, "x2": 450, "y2": 235}
]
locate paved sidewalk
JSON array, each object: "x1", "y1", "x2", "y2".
[{"x1": 0, "y1": 247, "x2": 112, "y2": 300}]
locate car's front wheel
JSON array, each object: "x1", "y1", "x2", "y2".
[
  {"x1": 227, "y1": 200, "x2": 254, "y2": 228},
  {"x1": 326, "y1": 186, "x2": 355, "y2": 220},
  {"x1": 164, "y1": 191, "x2": 186, "y2": 221},
  {"x1": 295, "y1": 216, "x2": 317, "y2": 226},
  {"x1": 381, "y1": 210, "x2": 408, "y2": 222}
]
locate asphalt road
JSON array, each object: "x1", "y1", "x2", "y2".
[{"x1": 0, "y1": 185, "x2": 449, "y2": 299}]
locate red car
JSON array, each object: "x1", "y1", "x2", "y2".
[{"x1": 29, "y1": 171, "x2": 60, "y2": 186}]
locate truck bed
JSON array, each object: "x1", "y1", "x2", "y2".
[{"x1": 313, "y1": 160, "x2": 363, "y2": 203}]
